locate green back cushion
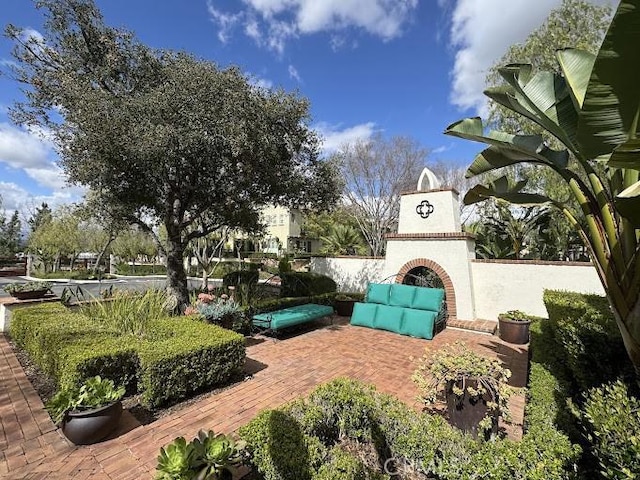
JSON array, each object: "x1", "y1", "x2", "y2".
[
  {"x1": 374, "y1": 305, "x2": 404, "y2": 332},
  {"x1": 366, "y1": 283, "x2": 391, "y2": 304},
  {"x1": 400, "y1": 309, "x2": 437, "y2": 340},
  {"x1": 389, "y1": 284, "x2": 416, "y2": 308},
  {"x1": 350, "y1": 303, "x2": 378, "y2": 328},
  {"x1": 411, "y1": 287, "x2": 445, "y2": 312}
]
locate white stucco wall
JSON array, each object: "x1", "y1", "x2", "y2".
[
  {"x1": 309, "y1": 257, "x2": 386, "y2": 292},
  {"x1": 398, "y1": 190, "x2": 461, "y2": 234},
  {"x1": 384, "y1": 238, "x2": 476, "y2": 320},
  {"x1": 471, "y1": 260, "x2": 605, "y2": 319}
]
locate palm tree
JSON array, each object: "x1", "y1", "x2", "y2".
[
  {"x1": 445, "y1": 0, "x2": 640, "y2": 377},
  {"x1": 319, "y1": 224, "x2": 367, "y2": 256}
]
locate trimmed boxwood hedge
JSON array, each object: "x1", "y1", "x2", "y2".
[
  {"x1": 239, "y1": 375, "x2": 580, "y2": 480},
  {"x1": 279, "y1": 272, "x2": 337, "y2": 297},
  {"x1": 10, "y1": 303, "x2": 245, "y2": 408},
  {"x1": 543, "y1": 290, "x2": 633, "y2": 392}
]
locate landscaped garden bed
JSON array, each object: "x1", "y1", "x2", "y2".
[{"x1": 9, "y1": 300, "x2": 246, "y2": 408}]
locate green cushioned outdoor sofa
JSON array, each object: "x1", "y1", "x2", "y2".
[
  {"x1": 252, "y1": 303, "x2": 334, "y2": 333},
  {"x1": 350, "y1": 283, "x2": 446, "y2": 340}
]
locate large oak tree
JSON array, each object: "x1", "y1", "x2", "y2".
[{"x1": 6, "y1": 0, "x2": 338, "y2": 309}]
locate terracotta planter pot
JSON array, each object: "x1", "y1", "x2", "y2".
[
  {"x1": 62, "y1": 401, "x2": 123, "y2": 445},
  {"x1": 445, "y1": 378, "x2": 498, "y2": 440},
  {"x1": 498, "y1": 316, "x2": 531, "y2": 344},
  {"x1": 11, "y1": 289, "x2": 50, "y2": 300},
  {"x1": 334, "y1": 299, "x2": 355, "y2": 317}
]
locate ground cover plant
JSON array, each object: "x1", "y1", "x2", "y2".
[
  {"x1": 10, "y1": 302, "x2": 245, "y2": 408},
  {"x1": 239, "y1": 376, "x2": 578, "y2": 480}
]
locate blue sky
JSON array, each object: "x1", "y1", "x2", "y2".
[{"x1": 0, "y1": 0, "x2": 611, "y2": 215}]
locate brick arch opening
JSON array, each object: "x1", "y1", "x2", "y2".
[{"x1": 395, "y1": 258, "x2": 457, "y2": 319}]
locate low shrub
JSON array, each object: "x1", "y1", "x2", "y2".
[
  {"x1": 279, "y1": 272, "x2": 337, "y2": 297},
  {"x1": 115, "y1": 263, "x2": 166, "y2": 276},
  {"x1": 543, "y1": 290, "x2": 633, "y2": 391},
  {"x1": 209, "y1": 261, "x2": 243, "y2": 279},
  {"x1": 579, "y1": 380, "x2": 640, "y2": 480},
  {"x1": 240, "y1": 377, "x2": 580, "y2": 480},
  {"x1": 10, "y1": 303, "x2": 245, "y2": 408},
  {"x1": 222, "y1": 270, "x2": 259, "y2": 287},
  {"x1": 32, "y1": 270, "x2": 115, "y2": 280}
]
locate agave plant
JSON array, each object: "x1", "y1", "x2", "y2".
[
  {"x1": 156, "y1": 437, "x2": 199, "y2": 480},
  {"x1": 444, "y1": 0, "x2": 640, "y2": 378},
  {"x1": 156, "y1": 430, "x2": 245, "y2": 480}
]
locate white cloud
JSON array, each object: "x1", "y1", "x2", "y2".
[
  {"x1": 314, "y1": 121, "x2": 377, "y2": 154},
  {"x1": 0, "y1": 181, "x2": 81, "y2": 214},
  {"x1": 206, "y1": 1, "x2": 243, "y2": 43},
  {"x1": 207, "y1": 0, "x2": 418, "y2": 53},
  {"x1": 0, "y1": 122, "x2": 72, "y2": 190},
  {"x1": 446, "y1": 0, "x2": 612, "y2": 114},
  {"x1": 248, "y1": 73, "x2": 274, "y2": 90},
  {"x1": 288, "y1": 64, "x2": 302, "y2": 83}
]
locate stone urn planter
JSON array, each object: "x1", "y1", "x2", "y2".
[
  {"x1": 3, "y1": 281, "x2": 52, "y2": 300},
  {"x1": 498, "y1": 310, "x2": 533, "y2": 344},
  {"x1": 445, "y1": 378, "x2": 498, "y2": 440},
  {"x1": 412, "y1": 341, "x2": 515, "y2": 440},
  {"x1": 62, "y1": 401, "x2": 123, "y2": 445},
  {"x1": 11, "y1": 289, "x2": 51, "y2": 300},
  {"x1": 334, "y1": 295, "x2": 356, "y2": 317}
]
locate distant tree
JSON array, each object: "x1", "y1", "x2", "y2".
[
  {"x1": 319, "y1": 224, "x2": 367, "y2": 256},
  {"x1": 0, "y1": 196, "x2": 22, "y2": 256},
  {"x1": 486, "y1": 0, "x2": 612, "y2": 135},
  {"x1": 334, "y1": 134, "x2": 428, "y2": 256},
  {"x1": 6, "y1": 0, "x2": 339, "y2": 309},
  {"x1": 27, "y1": 202, "x2": 53, "y2": 234},
  {"x1": 111, "y1": 227, "x2": 157, "y2": 273},
  {"x1": 429, "y1": 160, "x2": 476, "y2": 224},
  {"x1": 303, "y1": 207, "x2": 362, "y2": 241}
]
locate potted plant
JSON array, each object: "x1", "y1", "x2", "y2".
[
  {"x1": 498, "y1": 310, "x2": 534, "y2": 345},
  {"x1": 45, "y1": 376, "x2": 125, "y2": 445},
  {"x1": 412, "y1": 341, "x2": 515, "y2": 439},
  {"x1": 156, "y1": 429, "x2": 246, "y2": 480},
  {"x1": 334, "y1": 294, "x2": 356, "y2": 317},
  {"x1": 3, "y1": 281, "x2": 52, "y2": 300}
]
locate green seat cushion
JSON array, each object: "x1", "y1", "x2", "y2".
[
  {"x1": 350, "y1": 302, "x2": 378, "y2": 328},
  {"x1": 374, "y1": 305, "x2": 404, "y2": 332},
  {"x1": 411, "y1": 287, "x2": 445, "y2": 312},
  {"x1": 400, "y1": 308, "x2": 437, "y2": 340},
  {"x1": 366, "y1": 283, "x2": 391, "y2": 305},
  {"x1": 389, "y1": 284, "x2": 416, "y2": 308},
  {"x1": 253, "y1": 304, "x2": 333, "y2": 330}
]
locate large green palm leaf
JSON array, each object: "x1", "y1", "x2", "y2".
[{"x1": 444, "y1": 0, "x2": 640, "y2": 377}]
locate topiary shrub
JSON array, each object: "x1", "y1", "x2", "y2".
[
  {"x1": 240, "y1": 377, "x2": 581, "y2": 480},
  {"x1": 279, "y1": 272, "x2": 337, "y2": 297},
  {"x1": 579, "y1": 380, "x2": 640, "y2": 480},
  {"x1": 543, "y1": 290, "x2": 633, "y2": 391},
  {"x1": 10, "y1": 303, "x2": 245, "y2": 407}
]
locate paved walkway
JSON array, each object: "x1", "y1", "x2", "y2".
[{"x1": 1, "y1": 318, "x2": 528, "y2": 479}]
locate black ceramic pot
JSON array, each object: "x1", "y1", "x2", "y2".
[
  {"x1": 62, "y1": 401, "x2": 123, "y2": 445},
  {"x1": 445, "y1": 378, "x2": 498, "y2": 440},
  {"x1": 334, "y1": 299, "x2": 355, "y2": 317}
]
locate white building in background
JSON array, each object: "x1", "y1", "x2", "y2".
[{"x1": 311, "y1": 167, "x2": 605, "y2": 321}]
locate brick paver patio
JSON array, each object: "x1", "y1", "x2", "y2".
[{"x1": 1, "y1": 318, "x2": 528, "y2": 479}]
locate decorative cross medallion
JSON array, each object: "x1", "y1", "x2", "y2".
[{"x1": 416, "y1": 200, "x2": 434, "y2": 219}]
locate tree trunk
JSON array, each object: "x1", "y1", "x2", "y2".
[
  {"x1": 165, "y1": 234, "x2": 189, "y2": 314},
  {"x1": 93, "y1": 235, "x2": 115, "y2": 275}
]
